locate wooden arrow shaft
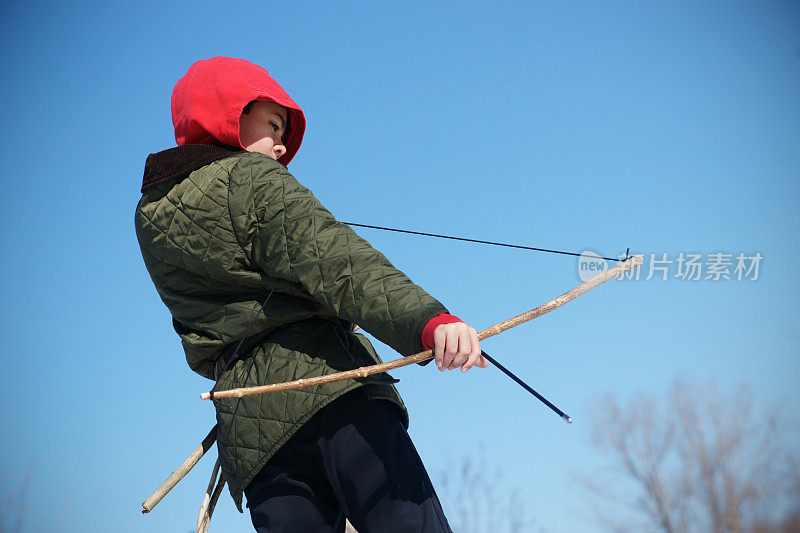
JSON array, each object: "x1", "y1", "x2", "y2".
[{"x1": 201, "y1": 255, "x2": 642, "y2": 401}]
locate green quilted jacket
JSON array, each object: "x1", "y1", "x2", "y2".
[{"x1": 135, "y1": 145, "x2": 447, "y2": 510}]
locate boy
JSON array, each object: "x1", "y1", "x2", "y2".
[{"x1": 136, "y1": 56, "x2": 487, "y2": 532}]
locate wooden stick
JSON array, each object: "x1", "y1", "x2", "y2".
[
  {"x1": 196, "y1": 458, "x2": 226, "y2": 533},
  {"x1": 142, "y1": 425, "x2": 218, "y2": 514},
  {"x1": 201, "y1": 255, "x2": 642, "y2": 401},
  {"x1": 196, "y1": 457, "x2": 220, "y2": 533},
  {"x1": 205, "y1": 473, "x2": 226, "y2": 529}
]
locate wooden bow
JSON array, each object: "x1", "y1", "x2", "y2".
[{"x1": 201, "y1": 255, "x2": 642, "y2": 401}]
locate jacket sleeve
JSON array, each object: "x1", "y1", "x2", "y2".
[{"x1": 227, "y1": 153, "x2": 448, "y2": 357}]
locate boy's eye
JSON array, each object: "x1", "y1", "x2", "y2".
[{"x1": 270, "y1": 122, "x2": 279, "y2": 132}]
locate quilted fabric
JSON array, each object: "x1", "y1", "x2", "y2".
[{"x1": 135, "y1": 150, "x2": 447, "y2": 510}]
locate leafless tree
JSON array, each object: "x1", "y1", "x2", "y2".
[
  {"x1": 579, "y1": 381, "x2": 799, "y2": 533},
  {"x1": 0, "y1": 464, "x2": 33, "y2": 533},
  {"x1": 435, "y1": 449, "x2": 536, "y2": 533}
]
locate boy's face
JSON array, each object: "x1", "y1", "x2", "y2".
[{"x1": 239, "y1": 101, "x2": 288, "y2": 160}]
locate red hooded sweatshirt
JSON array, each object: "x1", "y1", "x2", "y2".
[{"x1": 171, "y1": 56, "x2": 306, "y2": 166}]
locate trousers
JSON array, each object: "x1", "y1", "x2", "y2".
[{"x1": 244, "y1": 388, "x2": 453, "y2": 532}]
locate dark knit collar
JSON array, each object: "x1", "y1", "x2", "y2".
[{"x1": 141, "y1": 144, "x2": 244, "y2": 192}]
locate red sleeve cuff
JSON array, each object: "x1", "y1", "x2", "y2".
[{"x1": 421, "y1": 313, "x2": 464, "y2": 350}]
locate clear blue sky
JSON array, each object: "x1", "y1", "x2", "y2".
[{"x1": 1, "y1": 1, "x2": 798, "y2": 531}]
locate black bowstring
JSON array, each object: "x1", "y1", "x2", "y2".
[
  {"x1": 210, "y1": 223, "x2": 628, "y2": 420},
  {"x1": 343, "y1": 220, "x2": 601, "y2": 423},
  {"x1": 341, "y1": 221, "x2": 625, "y2": 262}
]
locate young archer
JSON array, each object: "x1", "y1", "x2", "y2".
[{"x1": 136, "y1": 56, "x2": 487, "y2": 532}]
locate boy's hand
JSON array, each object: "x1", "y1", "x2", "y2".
[{"x1": 433, "y1": 322, "x2": 488, "y2": 372}]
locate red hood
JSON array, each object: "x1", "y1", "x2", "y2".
[{"x1": 171, "y1": 56, "x2": 306, "y2": 166}]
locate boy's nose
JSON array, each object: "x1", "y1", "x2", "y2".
[{"x1": 273, "y1": 144, "x2": 287, "y2": 159}]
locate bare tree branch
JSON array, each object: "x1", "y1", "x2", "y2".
[
  {"x1": 435, "y1": 450, "x2": 535, "y2": 533},
  {"x1": 580, "y1": 381, "x2": 799, "y2": 533}
]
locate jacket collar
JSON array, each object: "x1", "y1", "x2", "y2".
[{"x1": 141, "y1": 144, "x2": 244, "y2": 192}]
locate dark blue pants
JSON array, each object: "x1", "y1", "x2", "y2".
[{"x1": 244, "y1": 388, "x2": 453, "y2": 532}]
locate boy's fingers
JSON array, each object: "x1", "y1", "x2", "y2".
[
  {"x1": 441, "y1": 327, "x2": 459, "y2": 371},
  {"x1": 446, "y1": 328, "x2": 465, "y2": 370},
  {"x1": 449, "y1": 328, "x2": 471, "y2": 370},
  {"x1": 461, "y1": 328, "x2": 482, "y2": 372},
  {"x1": 474, "y1": 329, "x2": 489, "y2": 368},
  {"x1": 434, "y1": 323, "x2": 487, "y2": 372},
  {"x1": 433, "y1": 326, "x2": 446, "y2": 369}
]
